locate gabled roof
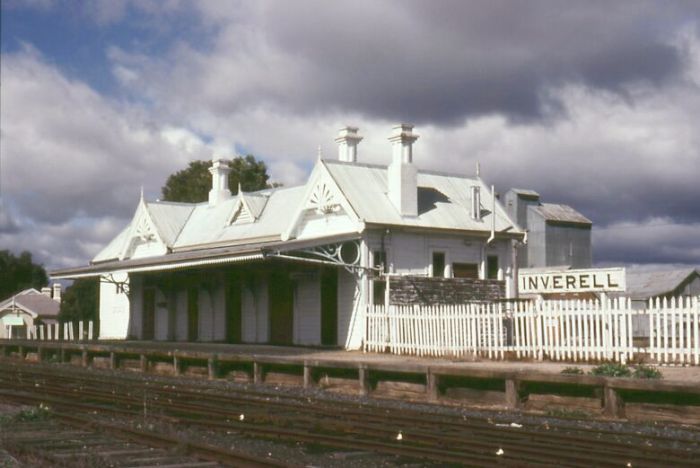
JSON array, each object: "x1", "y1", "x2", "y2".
[
  {"x1": 623, "y1": 267, "x2": 699, "y2": 300},
  {"x1": 57, "y1": 157, "x2": 525, "y2": 277},
  {"x1": 146, "y1": 201, "x2": 195, "y2": 245},
  {"x1": 323, "y1": 160, "x2": 518, "y2": 233},
  {"x1": 0, "y1": 288, "x2": 60, "y2": 318},
  {"x1": 532, "y1": 203, "x2": 592, "y2": 226}
]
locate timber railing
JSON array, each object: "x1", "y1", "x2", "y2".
[{"x1": 365, "y1": 296, "x2": 700, "y2": 365}]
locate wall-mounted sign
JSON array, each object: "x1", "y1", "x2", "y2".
[{"x1": 519, "y1": 268, "x2": 626, "y2": 294}]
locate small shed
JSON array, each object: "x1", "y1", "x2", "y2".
[{"x1": 621, "y1": 267, "x2": 700, "y2": 307}]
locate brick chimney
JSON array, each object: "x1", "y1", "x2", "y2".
[
  {"x1": 335, "y1": 126, "x2": 363, "y2": 162},
  {"x1": 388, "y1": 124, "x2": 419, "y2": 217},
  {"x1": 41, "y1": 287, "x2": 52, "y2": 297},
  {"x1": 208, "y1": 156, "x2": 232, "y2": 206}
]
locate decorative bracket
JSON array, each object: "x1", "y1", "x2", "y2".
[{"x1": 100, "y1": 274, "x2": 130, "y2": 297}]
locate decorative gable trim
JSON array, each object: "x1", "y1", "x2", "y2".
[
  {"x1": 119, "y1": 198, "x2": 167, "y2": 260},
  {"x1": 228, "y1": 198, "x2": 254, "y2": 225},
  {"x1": 282, "y1": 160, "x2": 363, "y2": 241},
  {"x1": 226, "y1": 191, "x2": 268, "y2": 226}
]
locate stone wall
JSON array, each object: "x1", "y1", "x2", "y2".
[{"x1": 388, "y1": 276, "x2": 505, "y2": 305}]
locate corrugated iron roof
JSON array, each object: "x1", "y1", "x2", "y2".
[
  {"x1": 622, "y1": 267, "x2": 699, "y2": 300},
  {"x1": 59, "y1": 158, "x2": 525, "y2": 276},
  {"x1": 0, "y1": 289, "x2": 60, "y2": 318},
  {"x1": 324, "y1": 160, "x2": 518, "y2": 233},
  {"x1": 533, "y1": 203, "x2": 592, "y2": 225}
]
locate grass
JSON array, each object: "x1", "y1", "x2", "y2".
[
  {"x1": 0, "y1": 404, "x2": 51, "y2": 426},
  {"x1": 632, "y1": 364, "x2": 663, "y2": 379},
  {"x1": 588, "y1": 363, "x2": 663, "y2": 379},
  {"x1": 589, "y1": 363, "x2": 632, "y2": 378}
]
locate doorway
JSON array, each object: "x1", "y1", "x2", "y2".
[
  {"x1": 320, "y1": 268, "x2": 338, "y2": 346},
  {"x1": 142, "y1": 288, "x2": 155, "y2": 340},
  {"x1": 269, "y1": 272, "x2": 294, "y2": 345}
]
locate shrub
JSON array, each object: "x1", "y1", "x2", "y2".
[
  {"x1": 633, "y1": 365, "x2": 663, "y2": 379},
  {"x1": 589, "y1": 363, "x2": 632, "y2": 378},
  {"x1": 561, "y1": 366, "x2": 584, "y2": 375}
]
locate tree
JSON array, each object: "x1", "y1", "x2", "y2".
[
  {"x1": 161, "y1": 155, "x2": 275, "y2": 203},
  {"x1": 59, "y1": 278, "x2": 98, "y2": 324},
  {"x1": 0, "y1": 250, "x2": 48, "y2": 300}
]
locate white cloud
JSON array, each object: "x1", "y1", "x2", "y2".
[{"x1": 0, "y1": 48, "x2": 224, "y2": 268}]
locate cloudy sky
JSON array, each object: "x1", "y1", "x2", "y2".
[{"x1": 1, "y1": 0, "x2": 699, "y2": 271}]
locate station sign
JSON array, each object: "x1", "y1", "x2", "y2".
[{"x1": 519, "y1": 268, "x2": 626, "y2": 294}]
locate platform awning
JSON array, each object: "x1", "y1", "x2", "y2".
[{"x1": 51, "y1": 234, "x2": 363, "y2": 279}]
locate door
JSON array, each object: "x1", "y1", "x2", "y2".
[
  {"x1": 269, "y1": 272, "x2": 294, "y2": 345},
  {"x1": 142, "y1": 288, "x2": 155, "y2": 340},
  {"x1": 187, "y1": 287, "x2": 199, "y2": 342},
  {"x1": 320, "y1": 268, "x2": 338, "y2": 346},
  {"x1": 225, "y1": 272, "x2": 242, "y2": 343}
]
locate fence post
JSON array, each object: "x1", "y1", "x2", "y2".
[
  {"x1": 69, "y1": 322, "x2": 75, "y2": 341},
  {"x1": 603, "y1": 384, "x2": 624, "y2": 418},
  {"x1": 426, "y1": 369, "x2": 439, "y2": 402},
  {"x1": 88, "y1": 321, "x2": 94, "y2": 340},
  {"x1": 358, "y1": 365, "x2": 370, "y2": 397},
  {"x1": 79, "y1": 321, "x2": 84, "y2": 341},
  {"x1": 505, "y1": 378, "x2": 520, "y2": 409}
]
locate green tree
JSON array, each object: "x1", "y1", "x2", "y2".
[
  {"x1": 0, "y1": 250, "x2": 48, "y2": 300},
  {"x1": 59, "y1": 278, "x2": 98, "y2": 324},
  {"x1": 161, "y1": 155, "x2": 274, "y2": 203}
]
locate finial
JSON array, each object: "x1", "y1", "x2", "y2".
[
  {"x1": 317, "y1": 144, "x2": 323, "y2": 161},
  {"x1": 476, "y1": 161, "x2": 481, "y2": 179},
  {"x1": 237, "y1": 182, "x2": 243, "y2": 195},
  {"x1": 140, "y1": 185, "x2": 144, "y2": 202}
]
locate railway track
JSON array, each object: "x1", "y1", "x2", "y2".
[{"x1": 1, "y1": 360, "x2": 699, "y2": 467}]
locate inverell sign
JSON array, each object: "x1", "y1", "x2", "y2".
[{"x1": 519, "y1": 268, "x2": 626, "y2": 294}]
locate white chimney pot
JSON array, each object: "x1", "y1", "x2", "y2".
[
  {"x1": 387, "y1": 124, "x2": 419, "y2": 217},
  {"x1": 335, "y1": 126, "x2": 363, "y2": 162},
  {"x1": 208, "y1": 157, "x2": 232, "y2": 206}
]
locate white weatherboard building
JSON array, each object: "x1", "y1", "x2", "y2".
[{"x1": 53, "y1": 125, "x2": 525, "y2": 349}]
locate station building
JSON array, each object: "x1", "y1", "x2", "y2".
[{"x1": 52, "y1": 125, "x2": 525, "y2": 348}]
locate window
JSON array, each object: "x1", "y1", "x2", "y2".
[
  {"x1": 372, "y1": 250, "x2": 387, "y2": 305},
  {"x1": 453, "y1": 263, "x2": 479, "y2": 279},
  {"x1": 432, "y1": 252, "x2": 445, "y2": 278},
  {"x1": 487, "y1": 255, "x2": 499, "y2": 280}
]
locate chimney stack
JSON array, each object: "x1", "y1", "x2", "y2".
[
  {"x1": 41, "y1": 287, "x2": 52, "y2": 297},
  {"x1": 388, "y1": 124, "x2": 419, "y2": 217},
  {"x1": 52, "y1": 283, "x2": 62, "y2": 303},
  {"x1": 208, "y1": 157, "x2": 232, "y2": 206},
  {"x1": 335, "y1": 126, "x2": 363, "y2": 162}
]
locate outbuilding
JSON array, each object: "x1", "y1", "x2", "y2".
[{"x1": 0, "y1": 285, "x2": 62, "y2": 338}]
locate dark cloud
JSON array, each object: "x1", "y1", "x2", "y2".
[{"x1": 251, "y1": 1, "x2": 692, "y2": 124}]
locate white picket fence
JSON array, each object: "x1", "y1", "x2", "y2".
[
  {"x1": 3, "y1": 321, "x2": 94, "y2": 342},
  {"x1": 365, "y1": 296, "x2": 700, "y2": 365}
]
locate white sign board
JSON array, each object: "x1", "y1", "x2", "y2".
[{"x1": 519, "y1": 268, "x2": 626, "y2": 294}]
